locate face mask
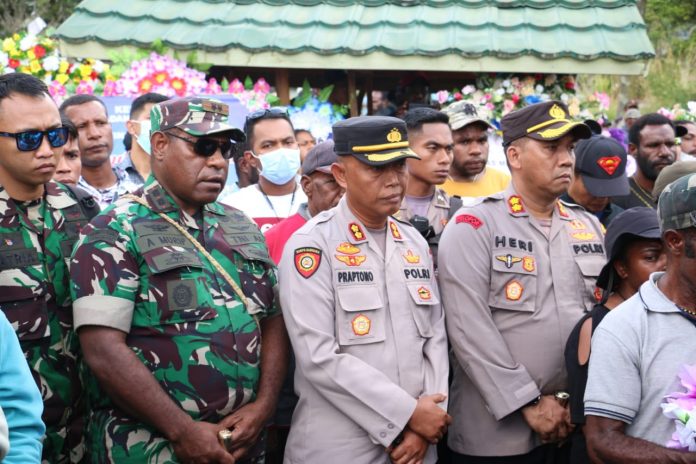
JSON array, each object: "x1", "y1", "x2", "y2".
[
  {"x1": 254, "y1": 148, "x2": 300, "y2": 185},
  {"x1": 135, "y1": 120, "x2": 151, "y2": 155}
]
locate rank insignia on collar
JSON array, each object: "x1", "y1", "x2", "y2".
[
  {"x1": 571, "y1": 232, "x2": 596, "y2": 241},
  {"x1": 508, "y1": 195, "x2": 525, "y2": 214},
  {"x1": 522, "y1": 256, "x2": 535, "y2": 272},
  {"x1": 336, "y1": 242, "x2": 360, "y2": 255},
  {"x1": 294, "y1": 247, "x2": 322, "y2": 279},
  {"x1": 417, "y1": 286, "x2": 432, "y2": 301},
  {"x1": 495, "y1": 254, "x2": 522, "y2": 269},
  {"x1": 569, "y1": 219, "x2": 586, "y2": 230},
  {"x1": 349, "y1": 223, "x2": 366, "y2": 241},
  {"x1": 505, "y1": 280, "x2": 523, "y2": 301},
  {"x1": 557, "y1": 201, "x2": 570, "y2": 218},
  {"x1": 352, "y1": 314, "x2": 371, "y2": 336},
  {"x1": 335, "y1": 254, "x2": 367, "y2": 267},
  {"x1": 456, "y1": 213, "x2": 483, "y2": 229},
  {"x1": 597, "y1": 156, "x2": 621, "y2": 175},
  {"x1": 403, "y1": 249, "x2": 420, "y2": 264},
  {"x1": 389, "y1": 222, "x2": 403, "y2": 240}
]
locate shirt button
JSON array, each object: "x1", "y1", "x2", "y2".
[
  {"x1": 380, "y1": 432, "x2": 387, "y2": 438},
  {"x1": 388, "y1": 423, "x2": 395, "y2": 429}
]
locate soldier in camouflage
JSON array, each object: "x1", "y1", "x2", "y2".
[
  {"x1": 0, "y1": 73, "x2": 91, "y2": 462},
  {"x1": 70, "y1": 96, "x2": 288, "y2": 463}
]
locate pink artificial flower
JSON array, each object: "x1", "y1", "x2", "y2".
[
  {"x1": 436, "y1": 90, "x2": 449, "y2": 104},
  {"x1": 75, "y1": 80, "x2": 94, "y2": 95},
  {"x1": 205, "y1": 78, "x2": 222, "y2": 95},
  {"x1": 503, "y1": 99, "x2": 515, "y2": 115},
  {"x1": 48, "y1": 80, "x2": 66, "y2": 98},
  {"x1": 102, "y1": 80, "x2": 118, "y2": 97},
  {"x1": 230, "y1": 78, "x2": 244, "y2": 94},
  {"x1": 253, "y1": 78, "x2": 270, "y2": 94}
]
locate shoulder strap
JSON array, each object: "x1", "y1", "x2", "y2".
[
  {"x1": 121, "y1": 194, "x2": 255, "y2": 323},
  {"x1": 448, "y1": 195, "x2": 463, "y2": 219},
  {"x1": 63, "y1": 183, "x2": 100, "y2": 220}
]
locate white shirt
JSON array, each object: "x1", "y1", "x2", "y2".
[{"x1": 220, "y1": 183, "x2": 307, "y2": 233}]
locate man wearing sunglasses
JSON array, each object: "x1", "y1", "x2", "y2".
[
  {"x1": 70, "y1": 97, "x2": 288, "y2": 464},
  {"x1": 221, "y1": 108, "x2": 307, "y2": 233},
  {"x1": 0, "y1": 73, "x2": 94, "y2": 462},
  {"x1": 60, "y1": 95, "x2": 138, "y2": 209}
]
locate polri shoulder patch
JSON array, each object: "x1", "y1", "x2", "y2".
[{"x1": 294, "y1": 247, "x2": 322, "y2": 279}]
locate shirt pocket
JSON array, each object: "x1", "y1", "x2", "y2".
[
  {"x1": 574, "y1": 256, "x2": 604, "y2": 311},
  {"x1": 488, "y1": 251, "x2": 538, "y2": 312},
  {"x1": 335, "y1": 285, "x2": 385, "y2": 345},
  {"x1": 0, "y1": 269, "x2": 50, "y2": 341},
  {"x1": 406, "y1": 283, "x2": 439, "y2": 338},
  {"x1": 141, "y1": 249, "x2": 218, "y2": 326}
]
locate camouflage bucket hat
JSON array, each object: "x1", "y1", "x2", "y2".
[
  {"x1": 150, "y1": 96, "x2": 245, "y2": 142},
  {"x1": 657, "y1": 173, "x2": 696, "y2": 232}
]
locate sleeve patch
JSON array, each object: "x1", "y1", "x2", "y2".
[
  {"x1": 294, "y1": 247, "x2": 322, "y2": 279},
  {"x1": 455, "y1": 214, "x2": 484, "y2": 229}
]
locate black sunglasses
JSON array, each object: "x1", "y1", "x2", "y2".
[
  {"x1": 0, "y1": 127, "x2": 69, "y2": 152},
  {"x1": 165, "y1": 132, "x2": 238, "y2": 160},
  {"x1": 243, "y1": 107, "x2": 289, "y2": 133}
]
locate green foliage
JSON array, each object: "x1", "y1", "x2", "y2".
[{"x1": 244, "y1": 76, "x2": 254, "y2": 90}]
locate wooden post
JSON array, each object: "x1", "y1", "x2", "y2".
[
  {"x1": 347, "y1": 71, "x2": 358, "y2": 117},
  {"x1": 275, "y1": 69, "x2": 290, "y2": 105},
  {"x1": 365, "y1": 72, "x2": 374, "y2": 115}
]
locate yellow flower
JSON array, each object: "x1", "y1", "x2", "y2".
[
  {"x1": 59, "y1": 61, "x2": 69, "y2": 74},
  {"x1": 12, "y1": 33, "x2": 20, "y2": 41},
  {"x1": 30, "y1": 60, "x2": 42, "y2": 74},
  {"x1": 27, "y1": 49, "x2": 36, "y2": 60},
  {"x1": 56, "y1": 73, "x2": 69, "y2": 85},
  {"x1": 2, "y1": 38, "x2": 15, "y2": 52},
  {"x1": 79, "y1": 63, "x2": 92, "y2": 78}
]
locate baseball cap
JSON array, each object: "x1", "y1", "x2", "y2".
[
  {"x1": 332, "y1": 116, "x2": 420, "y2": 167},
  {"x1": 150, "y1": 96, "x2": 245, "y2": 142},
  {"x1": 652, "y1": 161, "x2": 696, "y2": 201},
  {"x1": 301, "y1": 140, "x2": 337, "y2": 175},
  {"x1": 442, "y1": 101, "x2": 492, "y2": 131},
  {"x1": 501, "y1": 101, "x2": 592, "y2": 145},
  {"x1": 574, "y1": 135, "x2": 629, "y2": 197},
  {"x1": 657, "y1": 173, "x2": 696, "y2": 232},
  {"x1": 596, "y1": 207, "x2": 662, "y2": 290}
]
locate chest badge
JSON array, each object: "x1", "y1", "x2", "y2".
[
  {"x1": 403, "y1": 249, "x2": 420, "y2": 264},
  {"x1": 348, "y1": 223, "x2": 366, "y2": 242},
  {"x1": 505, "y1": 280, "x2": 524, "y2": 301},
  {"x1": 294, "y1": 247, "x2": 322, "y2": 279},
  {"x1": 571, "y1": 232, "x2": 596, "y2": 241},
  {"x1": 336, "y1": 242, "x2": 360, "y2": 255},
  {"x1": 522, "y1": 256, "x2": 535, "y2": 272},
  {"x1": 496, "y1": 254, "x2": 522, "y2": 269},
  {"x1": 569, "y1": 219, "x2": 586, "y2": 230},
  {"x1": 335, "y1": 254, "x2": 367, "y2": 267},
  {"x1": 352, "y1": 314, "x2": 371, "y2": 336},
  {"x1": 417, "y1": 286, "x2": 432, "y2": 301}
]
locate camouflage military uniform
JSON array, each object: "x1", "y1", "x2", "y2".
[
  {"x1": 0, "y1": 181, "x2": 86, "y2": 463},
  {"x1": 70, "y1": 174, "x2": 279, "y2": 463}
]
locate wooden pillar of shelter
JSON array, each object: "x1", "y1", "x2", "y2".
[
  {"x1": 365, "y1": 72, "x2": 374, "y2": 115},
  {"x1": 347, "y1": 71, "x2": 358, "y2": 117},
  {"x1": 275, "y1": 69, "x2": 290, "y2": 105}
]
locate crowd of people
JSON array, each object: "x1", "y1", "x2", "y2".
[{"x1": 0, "y1": 69, "x2": 696, "y2": 464}]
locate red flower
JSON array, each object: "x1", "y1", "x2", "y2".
[
  {"x1": 511, "y1": 94, "x2": 520, "y2": 104},
  {"x1": 33, "y1": 45, "x2": 46, "y2": 59},
  {"x1": 453, "y1": 92, "x2": 463, "y2": 101},
  {"x1": 91, "y1": 71, "x2": 98, "y2": 80},
  {"x1": 170, "y1": 77, "x2": 187, "y2": 96},
  {"x1": 564, "y1": 81, "x2": 575, "y2": 90},
  {"x1": 8, "y1": 59, "x2": 20, "y2": 69},
  {"x1": 138, "y1": 77, "x2": 154, "y2": 93}
]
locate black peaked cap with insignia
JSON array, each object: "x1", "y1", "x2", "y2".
[
  {"x1": 501, "y1": 100, "x2": 592, "y2": 145},
  {"x1": 333, "y1": 116, "x2": 421, "y2": 166}
]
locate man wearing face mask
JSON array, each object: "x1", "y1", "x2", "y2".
[
  {"x1": 111, "y1": 93, "x2": 168, "y2": 189},
  {"x1": 221, "y1": 108, "x2": 307, "y2": 232}
]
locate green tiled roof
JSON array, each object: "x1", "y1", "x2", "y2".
[{"x1": 56, "y1": 0, "x2": 655, "y2": 75}]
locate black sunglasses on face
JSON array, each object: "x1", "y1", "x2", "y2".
[
  {"x1": 0, "y1": 127, "x2": 69, "y2": 152},
  {"x1": 165, "y1": 132, "x2": 238, "y2": 160},
  {"x1": 243, "y1": 107, "x2": 290, "y2": 133}
]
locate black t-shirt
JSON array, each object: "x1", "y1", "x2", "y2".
[
  {"x1": 612, "y1": 177, "x2": 656, "y2": 210},
  {"x1": 564, "y1": 303, "x2": 611, "y2": 425}
]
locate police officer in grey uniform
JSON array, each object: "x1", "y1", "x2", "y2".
[
  {"x1": 279, "y1": 116, "x2": 450, "y2": 464},
  {"x1": 438, "y1": 101, "x2": 605, "y2": 463}
]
